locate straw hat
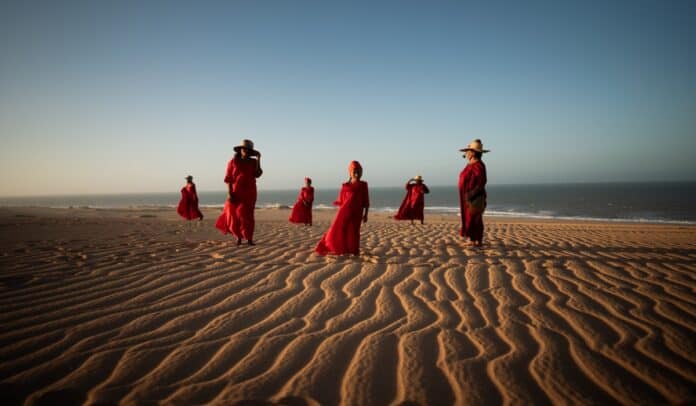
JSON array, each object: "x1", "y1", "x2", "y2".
[
  {"x1": 234, "y1": 139, "x2": 257, "y2": 154},
  {"x1": 413, "y1": 175, "x2": 423, "y2": 181},
  {"x1": 459, "y1": 139, "x2": 490, "y2": 153}
]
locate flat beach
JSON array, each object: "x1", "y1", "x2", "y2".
[{"x1": 1, "y1": 207, "x2": 695, "y2": 405}]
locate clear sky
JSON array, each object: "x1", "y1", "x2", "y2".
[{"x1": 1, "y1": 0, "x2": 694, "y2": 196}]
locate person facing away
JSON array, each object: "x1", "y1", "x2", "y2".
[
  {"x1": 215, "y1": 139, "x2": 263, "y2": 246},
  {"x1": 315, "y1": 161, "x2": 370, "y2": 256},
  {"x1": 289, "y1": 177, "x2": 315, "y2": 226},
  {"x1": 394, "y1": 175, "x2": 430, "y2": 224},
  {"x1": 177, "y1": 175, "x2": 204, "y2": 221},
  {"x1": 458, "y1": 139, "x2": 489, "y2": 247}
]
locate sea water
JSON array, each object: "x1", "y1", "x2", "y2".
[{"x1": 1, "y1": 182, "x2": 695, "y2": 224}]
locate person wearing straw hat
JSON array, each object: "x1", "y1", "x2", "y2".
[
  {"x1": 289, "y1": 177, "x2": 315, "y2": 226},
  {"x1": 215, "y1": 139, "x2": 263, "y2": 245},
  {"x1": 458, "y1": 139, "x2": 489, "y2": 246},
  {"x1": 177, "y1": 175, "x2": 204, "y2": 221},
  {"x1": 394, "y1": 175, "x2": 430, "y2": 224},
  {"x1": 315, "y1": 160, "x2": 370, "y2": 256}
]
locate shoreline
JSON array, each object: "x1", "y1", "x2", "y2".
[
  {"x1": 2, "y1": 182, "x2": 695, "y2": 226},
  {"x1": 2, "y1": 206, "x2": 695, "y2": 227}
]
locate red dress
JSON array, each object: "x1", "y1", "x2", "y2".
[
  {"x1": 315, "y1": 180, "x2": 369, "y2": 256},
  {"x1": 177, "y1": 183, "x2": 203, "y2": 220},
  {"x1": 215, "y1": 157, "x2": 262, "y2": 240},
  {"x1": 458, "y1": 161, "x2": 487, "y2": 242},
  {"x1": 394, "y1": 182, "x2": 429, "y2": 221},
  {"x1": 289, "y1": 186, "x2": 314, "y2": 225}
]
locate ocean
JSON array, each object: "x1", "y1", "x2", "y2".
[{"x1": 1, "y1": 182, "x2": 695, "y2": 224}]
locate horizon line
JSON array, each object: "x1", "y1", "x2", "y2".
[{"x1": 1, "y1": 180, "x2": 695, "y2": 199}]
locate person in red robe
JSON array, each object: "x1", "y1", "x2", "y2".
[
  {"x1": 315, "y1": 161, "x2": 369, "y2": 256},
  {"x1": 458, "y1": 139, "x2": 489, "y2": 246},
  {"x1": 215, "y1": 139, "x2": 263, "y2": 245},
  {"x1": 289, "y1": 177, "x2": 314, "y2": 226},
  {"x1": 394, "y1": 175, "x2": 430, "y2": 224},
  {"x1": 177, "y1": 175, "x2": 204, "y2": 221}
]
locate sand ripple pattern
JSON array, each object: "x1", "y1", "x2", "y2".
[{"x1": 1, "y1": 212, "x2": 695, "y2": 405}]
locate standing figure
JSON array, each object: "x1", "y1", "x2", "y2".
[
  {"x1": 394, "y1": 175, "x2": 430, "y2": 224},
  {"x1": 315, "y1": 161, "x2": 369, "y2": 256},
  {"x1": 458, "y1": 139, "x2": 489, "y2": 246},
  {"x1": 289, "y1": 177, "x2": 314, "y2": 226},
  {"x1": 177, "y1": 175, "x2": 204, "y2": 221},
  {"x1": 215, "y1": 139, "x2": 263, "y2": 245}
]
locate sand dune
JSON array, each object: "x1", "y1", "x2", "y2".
[{"x1": 1, "y1": 207, "x2": 695, "y2": 405}]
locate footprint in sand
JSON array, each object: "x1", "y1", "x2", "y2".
[{"x1": 211, "y1": 252, "x2": 225, "y2": 259}]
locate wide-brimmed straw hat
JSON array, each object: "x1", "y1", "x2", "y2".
[
  {"x1": 234, "y1": 139, "x2": 257, "y2": 154},
  {"x1": 413, "y1": 175, "x2": 423, "y2": 181},
  {"x1": 459, "y1": 139, "x2": 490, "y2": 153}
]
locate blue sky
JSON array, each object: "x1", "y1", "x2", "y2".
[{"x1": 1, "y1": 0, "x2": 694, "y2": 196}]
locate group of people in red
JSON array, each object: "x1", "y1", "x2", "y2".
[{"x1": 177, "y1": 138, "x2": 490, "y2": 254}]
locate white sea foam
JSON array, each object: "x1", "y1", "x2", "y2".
[{"x1": 2, "y1": 183, "x2": 695, "y2": 225}]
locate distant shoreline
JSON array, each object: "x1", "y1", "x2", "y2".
[
  {"x1": 2, "y1": 179, "x2": 696, "y2": 199},
  {"x1": 2, "y1": 182, "x2": 696, "y2": 225},
  {"x1": 1, "y1": 206, "x2": 695, "y2": 226}
]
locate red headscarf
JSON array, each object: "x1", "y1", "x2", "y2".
[{"x1": 348, "y1": 160, "x2": 362, "y2": 173}]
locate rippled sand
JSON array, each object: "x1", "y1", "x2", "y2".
[{"x1": 1, "y1": 207, "x2": 695, "y2": 405}]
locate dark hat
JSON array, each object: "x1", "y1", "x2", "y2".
[{"x1": 233, "y1": 139, "x2": 258, "y2": 154}]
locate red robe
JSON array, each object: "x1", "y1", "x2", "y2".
[
  {"x1": 315, "y1": 180, "x2": 369, "y2": 256},
  {"x1": 394, "y1": 182, "x2": 429, "y2": 221},
  {"x1": 177, "y1": 183, "x2": 203, "y2": 220},
  {"x1": 289, "y1": 186, "x2": 314, "y2": 224},
  {"x1": 458, "y1": 161, "x2": 487, "y2": 242},
  {"x1": 215, "y1": 156, "x2": 262, "y2": 240}
]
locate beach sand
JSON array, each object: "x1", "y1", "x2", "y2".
[{"x1": 0, "y1": 207, "x2": 695, "y2": 405}]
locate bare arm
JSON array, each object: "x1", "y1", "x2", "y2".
[
  {"x1": 227, "y1": 182, "x2": 234, "y2": 201},
  {"x1": 254, "y1": 153, "x2": 263, "y2": 178},
  {"x1": 362, "y1": 183, "x2": 370, "y2": 223}
]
